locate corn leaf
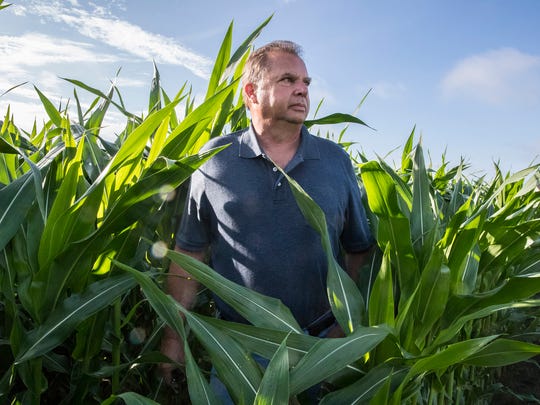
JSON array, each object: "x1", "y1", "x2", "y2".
[
  {"x1": 392, "y1": 336, "x2": 499, "y2": 403},
  {"x1": 184, "y1": 334, "x2": 221, "y2": 405},
  {"x1": 203, "y1": 317, "x2": 318, "y2": 366},
  {"x1": 114, "y1": 262, "x2": 219, "y2": 405},
  {"x1": 289, "y1": 325, "x2": 390, "y2": 395},
  {"x1": 254, "y1": 335, "x2": 290, "y2": 405},
  {"x1": 462, "y1": 338, "x2": 540, "y2": 367},
  {"x1": 444, "y1": 273, "x2": 540, "y2": 324},
  {"x1": 102, "y1": 392, "x2": 160, "y2": 405},
  {"x1": 61, "y1": 77, "x2": 140, "y2": 123},
  {"x1": 163, "y1": 82, "x2": 237, "y2": 157},
  {"x1": 166, "y1": 249, "x2": 302, "y2": 333},
  {"x1": 278, "y1": 167, "x2": 365, "y2": 333},
  {"x1": 0, "y1": 141, "x2": 64, "y2": 252},
  {"x1": 410, "y1": 141, "x2": 436, "y2": 268},
  {"x1": 148, "y1": 61, "x2": 161, "y2": 113},
  {"x1": 205, "y1": 21, "x2": 232, "y2": 99},
  {"x1": 85, "y1": 81, "x2": 115, "y2": 136},
  {"x1": 185, "y1": 312, "x2": 262, "y2": 405},
  {"x1": 412, "y1": 247, "x2": 450, "y2": 349},
  {"x1": 304, "y1": 113, "x2": 371, "y2": 129},
  {"x1": 319, "y1": 364, "x2": 408, "y2": 405},
  {"x1": 34, "y1": 86, "x2": 62, "y2": 128},
  {"x1": 368, "y1": 244, "x2": 395, "y2": 327},
  {"x1": 228, "y1": 15, "x2": 272, "y2": 70},
  {"x1": 38, "y1": 138, "x2": 86, "y2": 268},
  {"x1": 15, "y1": 273, "x2": 136, "y2": 364},
  {"x1": 361, "y1": 161, "x2": 419, "y2": 304}
]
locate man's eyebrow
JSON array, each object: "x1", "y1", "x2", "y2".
[{"x1": 278, "y1": 72, "x2": 312, "y2": 83}]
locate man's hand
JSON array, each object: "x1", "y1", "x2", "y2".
[
  {"x1": 159, "y1": 329, "x2": 185, "y2": 386},
  {"x1": 325, "y1": 323, "x2": 346, "y2": 338},
  {"x1": 158, "y1": 247, "x2": 205, "y2": 386}
]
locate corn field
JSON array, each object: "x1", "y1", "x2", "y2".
[{"x1": 1, "y1": 10, "x2": 540, "y2": 405}]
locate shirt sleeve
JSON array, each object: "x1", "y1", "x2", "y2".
[
  {"x1": 340, "y1": 158, "x2": 375, "y2": 253},
  {"x1": 175, "y1": 170, "x2": 212, "y2": 252}
]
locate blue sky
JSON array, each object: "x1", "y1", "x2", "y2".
[{"x1": 1, "y1": 0, "x2": 539, "y2": 178}]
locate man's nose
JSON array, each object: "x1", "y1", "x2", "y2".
[{"x1": 295, "y1": 82, "x2": 308, "y2": 96}]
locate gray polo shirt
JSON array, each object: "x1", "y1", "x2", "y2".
[{"x1": 176, "y1": 125, "x2": 373, "y2": 328}]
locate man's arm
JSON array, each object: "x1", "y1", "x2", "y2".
[
  {"x1": 159, "y1": 246, "x2": 205, "y2": 384},
  {"x1": 344, "y1": 248, "x2": 373, "y2": 283}
]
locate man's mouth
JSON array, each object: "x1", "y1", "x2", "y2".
[{"x1": 290, "y1": 103, "x2": 307, "y2": 111}]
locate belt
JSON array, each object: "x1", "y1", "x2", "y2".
[{"x1": 305, "y1": 311, "x2": 336, "y2": 336}]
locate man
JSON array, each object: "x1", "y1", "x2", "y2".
[{"x1": 160, "y1": 40, "x2": 374, "y2": 390}]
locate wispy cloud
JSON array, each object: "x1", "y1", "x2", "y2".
[
  {"x1": 441, "y1": 48, "x2": 540, "y2": 105},
  {"x1": 0, "y1": 33, "x2": 120, "y2": 68},
  {"x1": 15, "y1": 0, "x2": 213, "y2": 79}
]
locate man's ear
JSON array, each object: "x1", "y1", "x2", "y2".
[{"x1": 244, "y1": 83, "x2": 257, "y2": 104}]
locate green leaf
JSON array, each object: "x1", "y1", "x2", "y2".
[
  {"x1": 184, "y1": 334, "x2": 221, "y2": 405},
  {"x1": 166, "y1": 249, "x2": 302, "y2": 333},
  {"x1": 114, "y1": 262, "x2": 220, "y2": 405},
  {"x1": 185, "y1": 312, "x2": 262, "y2": 405},
  {"x1": 205, "y1": 21, "x2": 232, "y2": 99},
  {"x1": 163, "y1": 82, "x2": 237, "y2": 156},
  {"x1": 254, "y1": 334, "x2": 290, "y2": 405},
  {"x1": 289, "y1": 326, "x2": 390, "y2": 395},
  {"x1": 102, "y1": 391, "x2": 160, "y2": 405},
  {"x1": 444, "y1": 274, "x2": 540, "y2": 325},
  {"x1": 462, "y1": 338, "x2": 540, "y2": 367},
  {"x1": 360, "y1": 161, "x2": 419, "y2": 304},
  {"x1": 148, "y1": 61, "x2": 161, "y2": 113},
  {"x1": 15, "y1": 273, "x2": 136, "y2": 364},
  {"x1": 85, "y1": 80, "x2": 115, "y2": 136},
  {"x1": 368, "y1": 244, "x2": 395, "y2": 327},
  {"x1": 0, "y1": 173, "x2": 35, "y2": 252},
  {"x1": 38, "y1": 138, "x2": 86, "y2": 268},
  {"x1": 410, "y1": 141, "x2": 437, "y2": 268},
  {"x1": 228, "y1": 15, "x2": 273, "y2": 70},
  {"x1": 34, "y1": 86, "x2": 62, "y2": 127},
  {"x1": 305, "y1": 113, "x2": 372, "y2": 129},
  {"x1": 319, "y1": 364, "x2": 407, "y2": 405},
  {"x1": 415, "y1": 336, "x2": 499, "y2": 375},
  {"x1": 0, "y1": 142, "x2": 63, "y2": 252},
  {"x1": 61, "y1": 77, "x2": 141, "y2": 123},
  {"x1": 412, "y1": 248, "x2": 450, "y2": 349},
  {"x1": 399, "y1": 126, "x2": 415, "y2": 176},
  {"x1": 278, "y1": 167, "x2": 365, "y2": 334}
]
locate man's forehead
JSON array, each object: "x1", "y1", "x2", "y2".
[{"x1": 264, "y1": 51, "x2": 308, "y2": 75}]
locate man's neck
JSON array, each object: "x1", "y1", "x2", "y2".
[{"x1": 252, "y1": 120, "x2": 303, "y2": 168}]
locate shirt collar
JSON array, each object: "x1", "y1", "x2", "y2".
[{"x1": 238, "y1": 124, "x2": 320, "y2": 160}]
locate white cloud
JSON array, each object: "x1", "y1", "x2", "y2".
[
  {"x1": 0, "y1": 33, "x2": 120, "y2": 68},
  {"x1": 20, "y1": 0, "x2": 213, "y2": 79},
  {"x1": 441, "y1": 48, "x2": 540, "y2": 104}
]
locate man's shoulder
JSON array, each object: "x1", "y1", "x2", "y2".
[
  {"x1": 307, "y1": 132, "x2": 350, "y2": 159},
  {"x1": 201, "y1": 128, "x2": 247, "y2": 150}
]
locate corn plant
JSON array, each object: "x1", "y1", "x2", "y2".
[
  {"x1": 0, "y1": 15, "x2": 273, "y2": 404},
  {"x1": 0, "y1": 14, "x2": 375, "y2": 404},
  {"x1": 2, "y1": 4, "x2": 540, "y2": 403}
]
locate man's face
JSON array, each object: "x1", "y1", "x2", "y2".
[{"x1": 252, "y1": 51, "x2": 311, "y2": 125}]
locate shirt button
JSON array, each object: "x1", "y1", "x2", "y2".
[
  {"x1": 277, "y1": 182, "x2": 282, "y2": 187},
  {"x1": 272, "y1": 167, "x2": 278, "y2": 172}
]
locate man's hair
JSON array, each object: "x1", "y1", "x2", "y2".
[{"x1": 242, "y1": 40, "x2": 304, "y2": 104}]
